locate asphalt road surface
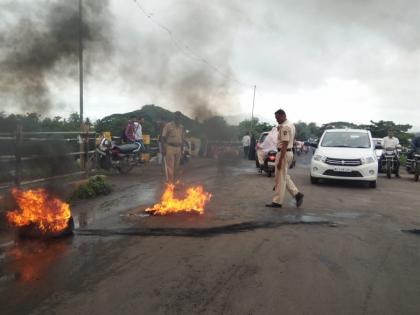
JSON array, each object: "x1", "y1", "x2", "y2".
[{"x1": 1, "y1": 155, "x2": 420, "y2": 315}]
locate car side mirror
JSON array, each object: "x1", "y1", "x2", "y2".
[
  {"x1": 309, "y1": 142, "x2": 318, "y2": 148},
  {"x1": 375, "y1": 144, "x2": 382, "y2": 150}
]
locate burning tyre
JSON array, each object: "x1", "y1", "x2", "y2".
[{"x1": 6, "y1": 188, "x2": 74, "y2": 238}]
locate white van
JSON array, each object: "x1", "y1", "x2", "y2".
[{"x1": 310, "y1": 129, "x2": 378, "y2": 188}]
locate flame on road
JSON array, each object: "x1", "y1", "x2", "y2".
[
  {"x1": 6, "y1": 188, "x2": 71, "y2": 233},
  {"x1": 146, "y1": 183, "x2": 212, "y2": 215}
]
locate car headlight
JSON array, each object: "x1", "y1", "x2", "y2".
[
  {"x1": 361, "y1": 156, "x2": 376, "y2": 164},
  {"x1": 314, "y1": 154, "x2": 327, "y2": 162}
]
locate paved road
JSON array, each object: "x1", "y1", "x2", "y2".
[{"x1": 1, "y1": 156, "x2": 420, "y2": 315}]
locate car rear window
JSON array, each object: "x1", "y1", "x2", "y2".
[{"x1": 321, "y1": 132, "x2": 371, "y2": 148}]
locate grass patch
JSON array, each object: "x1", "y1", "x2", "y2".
[{"x1": 71, "y1": 175, "x2": 112, "y2": 200}]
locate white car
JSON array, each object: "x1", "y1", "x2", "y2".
[
  {"x1": 310, "y1": 129, "x2": 378, "y2": 188},
  {"x1": 372, "y1": 137, "x2": 383, "y2": 159}
]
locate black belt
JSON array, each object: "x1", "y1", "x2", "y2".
[
  {"x1": 167, "y1": 143, "x2": 182, "y2": 147},
  {"x1": 278, "y1": 148, "x2": 293, "y2": 152}
]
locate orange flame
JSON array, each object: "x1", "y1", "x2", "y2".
[
  {"x1": 6, "y1": 188, "x2": 71, "y2": 233},
  {"x1": 145, "y1": 183, "x2": 211, "y2": 215}
]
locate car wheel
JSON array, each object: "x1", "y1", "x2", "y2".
[
  {"x1": 369, "y1": 180, "x2": 377, "y2": 188},
  {"x1": 310, "y1": 176, "x2": 318, "y2": 184}
]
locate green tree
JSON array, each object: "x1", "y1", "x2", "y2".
[
  {"x1": 238, "y1": 118, "x2": 275, "y2": 139},
  {"x1": 295, "y1": 121, "x2": 320, "y2": 140},
  {"x1": 368, "y1": 120, "x2": 413, "y2": 146}
]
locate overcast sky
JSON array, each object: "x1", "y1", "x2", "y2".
[{"x1": 1, "y1": 0, "x2": 420, "y2": 129}]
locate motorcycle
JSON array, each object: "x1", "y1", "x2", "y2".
[
  {"x1": 97, "y1": 138, "x2": 141, "y2": 174},
  {"x1": 180, "y1": 140, "x2": 191, "y2": 165},
  {"x1": 258, "y1": 150, "x2": 277, "y2": 177},
  {"x1": 406, "y1": 136, "x2": 420, "y2": 182},
  {"x1": 380, "y1": 147, "x2": 399, "y2": 178}
]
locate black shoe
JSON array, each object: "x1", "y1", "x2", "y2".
[
  {"x1": 295, "y1": 192, "x2": 304, "y2": 208},
  {"x1": 265, "y1": 202, "x2": 282, "y2": 208}
]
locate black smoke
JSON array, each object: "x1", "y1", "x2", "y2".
[{"x1": 0, "y1": 0, "x2": 112, "y2": 114}]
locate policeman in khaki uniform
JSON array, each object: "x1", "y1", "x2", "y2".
[
  {"x1": 266, "y1": 109, "x2": 304, "y2": 208},
  {"x1": 161, "y1": 111, "x2": 185, "y2": 182}
]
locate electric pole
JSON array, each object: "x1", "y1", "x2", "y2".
[
  {"x1": 79, "y1": 0, "x2": 83, "y2": 124},
  {"x1": 250, "y1": 85, "x2": 256, "y2": 134}
]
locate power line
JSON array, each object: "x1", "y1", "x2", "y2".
[{"x1": 131, "y1": 0, "x2": 254, "y2": 89}]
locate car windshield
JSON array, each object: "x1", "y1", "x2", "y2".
[{"x1": 321, "y1": 132, "x2": 371, "y2": 148}]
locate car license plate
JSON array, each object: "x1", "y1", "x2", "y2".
[{"x1": 333, "y1": 167, "x2": 351, "y2": 172}]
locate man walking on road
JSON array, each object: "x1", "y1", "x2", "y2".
[
  {"x1": 242, "y1": 132, "x2": 251, "y2": 159},
  {"x1": 161, "y1": 111, "x2": 185, "y2": 182},
  {"x1": 266, "y1": 109, "x2": 304, "y2": 208}
]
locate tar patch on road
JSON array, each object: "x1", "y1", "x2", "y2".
[
  {"x1": 75, "y1": 216, "x2": 332, "y2": 238},
  {"x1": 402, "y1": 229, "x2": 420, "y2": 236}
]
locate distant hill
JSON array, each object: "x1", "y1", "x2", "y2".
[{"x1": 96, "y1": 104, "x2": 211, "y2": 138}]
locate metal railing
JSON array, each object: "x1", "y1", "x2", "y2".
[{"x1": 0, "y1": 127, "x2": 97, "y2": 190}]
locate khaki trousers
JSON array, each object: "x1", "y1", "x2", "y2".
[
  {"x1": 273, "y1": 151, "x2": 299, "y2": 204},
  {"x1": 165, "y1": 145, "x2": 181, "y2": 182}
]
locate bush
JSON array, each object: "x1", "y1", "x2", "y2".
[{"x1": 71, "y1": 176, "x2": 112, "y2": 200}]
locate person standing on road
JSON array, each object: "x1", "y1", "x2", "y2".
[
  {"x1": 161, "y1": 111, "x2": 185, "y2": 182},
  {"x1": 242, "y1": 132, "x2": 251, "y2": 159},
  {"x1": 381, "y1": 129, "x2": 400, "y2": 177},
  {"x1": 134, "y1": 116, "x2": 145, "y2": 150},
  {"x1": 266, "y1": 109, "x2": 304, "y2": 208}
]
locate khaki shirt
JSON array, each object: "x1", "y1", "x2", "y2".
[
  {"x1": 162, "y1": 122, "x2": 184, "y2": 146},
  {"x1": 277, "y1": 119, "x2": 295, "y2": 149}
]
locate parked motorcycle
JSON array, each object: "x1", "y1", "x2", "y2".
[
  {"x1": 406, "y1": 136, "x2": 420, "y2": 182},
  {"x1": 180, "y1": 140, "x2": 191, "y2": 165},
  {"x1": 97, "y1": 138, "x2": 141, "y2": 174},
  {"x1": 380, "y1": 147, "x2": 399, "y2": 178}
]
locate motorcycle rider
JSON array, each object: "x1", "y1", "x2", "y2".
[{"x1": 381, "y1": 129, "x2": 400, "y2": 177}]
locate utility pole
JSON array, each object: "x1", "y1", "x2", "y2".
[
  {"x1": 78, "y1": 0, "x2": 87, "y2": 171},
  {"x1": 78, "y1": 0, "x2": 84, "y2": 124},
  {"x1": 250, "y1": 85, "x2": 256, "y2": 134}
]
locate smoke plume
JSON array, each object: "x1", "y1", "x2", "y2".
[
  {"x1": 0, "y1": 0, "x2": 112, "y2": 114},
  {"x1": 117, "y1": 0, "x2": 240, "y2": 120}
]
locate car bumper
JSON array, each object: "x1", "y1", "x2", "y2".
[{"x1": 310, "y1": 160, "x2": 378, "y2": 181}]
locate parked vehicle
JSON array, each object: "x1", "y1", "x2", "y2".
[
  {"x1": 180, "y1": 140, "x2": 191, "y2": 165},
  {"x1": 97, "y1": 138, "x2": 141, "y2": 174},
  {"x1": 406, "y1": 135, "x2": 420, "y2": 181},
  {"x1": 310, "y1": 129, "x2": 378, "y2": 188}
]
